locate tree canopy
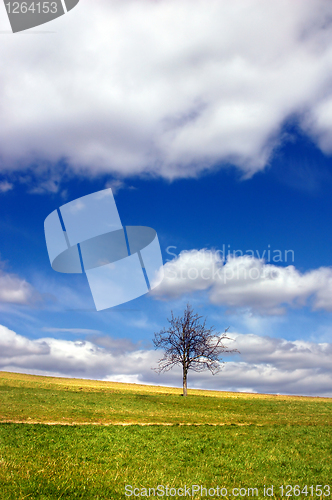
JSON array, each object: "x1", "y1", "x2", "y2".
[{"x1": 153, "y1": 304, "x2": 239, "y2": 396}]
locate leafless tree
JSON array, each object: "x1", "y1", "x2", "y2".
[{"x1": 153, "y1": 304, "x2": 239, "y2": 396}]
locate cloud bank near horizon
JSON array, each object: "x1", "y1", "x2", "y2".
[
  {"x1": 1, "y1": 0, "x2": 332, "y2": 189},
  {"x1": 0, "y1": 324, "x2": 331, "y2": 397}
]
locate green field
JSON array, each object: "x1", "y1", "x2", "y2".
[{"x1": 0, "y1": 371, "x2": 331, "y2": 499}]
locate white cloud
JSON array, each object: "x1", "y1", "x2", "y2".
[
  {"x1": 1, "y1": 0, "x2": 332, "y2": 186},
  {"x1": 85, "y1": 335, "x2": 144, "y2": 355},
  {"x1": 0, "y1": 324, "x2": 331, "y2": 397},
  {"x1": 233, "y1": 333, "x2": 332, "y2": 370},
  {"x1": 0, "y1": 266, "x2": 41, "y2": 305},
  {"x1": 303, "y1": 95, "x2": 332, "y2": 154},
  {"x1": 152, "y1": 250, "x2": 332, "y2": 315},
  {"x1": 104, "y1": 179, "x2": 136, "y2": 195},
  {"x1": 41, "y1": 328, "x2": 102, "y2": 335},
  {"x1": 0, "y1": 324, "x2": 158, "y2": 380},
  {"x1": 105, "y1": 179, "x2": 125, "y2": 195},
  {"x1": 0, "y1": 181, "x2": 13, "y2": 193},
  {"x1": 0, "y1": 325, "x2": 49, "y2": 358}
]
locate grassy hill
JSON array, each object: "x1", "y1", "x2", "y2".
[{"x1": 0, "y1": 371, "x2": 331, "y2": 499}]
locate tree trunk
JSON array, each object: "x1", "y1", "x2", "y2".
[{"x1": 182, "y1": 368, "x2": 187, "y2": 397}]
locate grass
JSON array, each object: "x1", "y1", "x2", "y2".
[
  {"x1": 0, "y1": 424, "x2": 331, "y2": 499},
  {"x1": 0, "y1": 371, "x2": 331, "y2": 499},
  {"x1": 0, "y1": 371, "x2": 331, "y2": 426}
]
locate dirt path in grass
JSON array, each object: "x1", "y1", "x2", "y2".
[{"x1": 0, "y1": 420, "x2": 262, "y2": 426}]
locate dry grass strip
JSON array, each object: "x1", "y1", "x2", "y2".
[{"x1": 0, "y1": 420, "x2": 263, "y2": 426}]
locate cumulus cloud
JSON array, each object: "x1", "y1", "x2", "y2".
[
  {"x1": 0, "y1": 266, "x2": 41, "y2": 305},
  {"x1": 85, "y1": 335, "x2": 144, "y2": 355},
  {"x1": 152, "y1": 250, "x2": 332, "y2": 315},
  {"x1": 233, "y1": 333, "x2": 332, "y2": 371},
  {"x1": 0, "y1": 324, "x2": 157, "y2": 381},
  {"x1": 0, "y1": 324, "x2": 331, "y2": 397},
  {"x1": 1, "y1": 0, "x2": 332, "y2": 186},
  {"x1": 0, "y1": 181, "x2": 13, "y2": 193},
  {"x1": 0, "y1": 325, "x2": 49, "y2": 358}
]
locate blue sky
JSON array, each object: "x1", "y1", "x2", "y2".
[{"x1": 1, "y1": 0, "x2": 332, "y2": 396}]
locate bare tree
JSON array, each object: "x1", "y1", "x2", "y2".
[{"x1": 153, "y1": 304, "x2": 239, "y2": 396}]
